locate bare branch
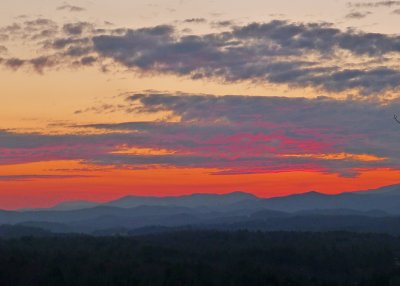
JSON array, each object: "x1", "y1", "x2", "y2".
[{"x1": 394, "y1": 114, "x2": 400, "y2": 124}]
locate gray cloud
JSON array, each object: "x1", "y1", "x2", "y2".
[
  {"x1": 2, "y1": 19, "x2": 400, "y2": 95},
  {"x1": 4, "y1": 58, "x2": 25, "y2": 69},
  {"x1": 0, "y1": 18, "x2": 58, "y2": 43},
  {"x1": 89, "y1": 21, "x2": 400, "y2": 94}
]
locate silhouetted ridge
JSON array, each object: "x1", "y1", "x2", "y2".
[
  {"x1": 1, "y1": 184, "x2": 400, "y2": 234},
  {"x1": 52, "y1": 200, "x2": 99, "y2": 211},
  {"x1": 106, "y1": 191, "x2": 258, "y2": 209}
]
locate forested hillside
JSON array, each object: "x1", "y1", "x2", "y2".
[{"x1": 1, "y1": 231, "x2": 400, "y2": 286}]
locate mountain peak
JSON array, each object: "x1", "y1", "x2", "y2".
[
  {"x1": 223, "y1": 191, "x2": 258, "y2": 198},
  {"x1": 289, "y1": 191, "x2": 326, "y2": 198},
  {"x1": 304, "y1": 191, "x2": 325, "y2": 196}
]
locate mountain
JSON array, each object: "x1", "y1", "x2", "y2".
[
  {"x1": 22, "y1": 185, "x2": 400, "y2": 214},
  {"x1": 0, "y1": 225, "x2": 52, "y2": 238},
  {"x1": 294, "y1": 208, "x2": 388, "y2": 217},
  {"x1": 355, "y1": 184, "x2": 400, "y2": 196},
  {"x1": 100, "y1": 191, "x2": 257, "y2": 210},
  {"x1": 51, "y1": 200, "x2": 100, "y2": 211},
  {"x1": 0, "y1": 184, "x2": 399, "y2": 234},
  {"x1": 27, "y1": 191, "x2": 258, "y2": 212},
  {"x1": 257, "y1": 186, "x2": 400, "y2": 213}
]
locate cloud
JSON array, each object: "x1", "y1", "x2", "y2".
[
  {"x1": 183, "y1": 18, "x2": 207, "y2": 24},
  {"x1": 30, "y1": 56, "x2": 57, "y2": 73},
  {"x1": 345, "y1": 11, "x2": 372, "y2": 19},
  {"x1": 84, "y1": 92, "x2": 400, "y2": 175},
  {"x1": 2, "y1": 19, "x2": 400, "y2": 95},
  {"x1": 57, "y1": 4, "x2": 85, "y2": 12},
  {"x1": 90, "y1": 21, "x2": 400, "y2": 94},
  {"x1": 0, "y1": 34, "x2": 8, "y2": 41},
  {"x1": 211, "y1": 20, "x2": 235, "y2": 28},
  {"x1": 349, "y1": 1, "x2": 400, "y2": 8},
  {"x1": 0, "y1": 46, "x2": 7, "y2": 54},
  {"x1": 4, "y1": 58, "x2": 25, "y2": 69},
  {"x1": 63, "y1": 22, "x2": 93, "y2": 36},
  {"x1": 2, "y1": 93, "x2": 400, "y2": 177},
  {"x1": 0, "y1": 18, "x2": 58, "y2": 42},
  {"x1": 0, "y1": 175, "x2": 92, "y2": 181}
]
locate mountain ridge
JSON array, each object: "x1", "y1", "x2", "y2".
[
  {"x1": 0, "y1": 183, "x2": 399, "y2": 234},
  {"x1": 16, "y1": 184, "x2": 400, "y2": 212}
]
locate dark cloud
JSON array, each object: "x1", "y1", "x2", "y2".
[
  {"x1": 4, "y1": 58, "x2": 25, "y2": 69},
  {"x1": 231, "y1": 21, "x2": 400, "y2": 57},
  {"x1": 3, "y1": 93, "x2": 400, "y2": 176},
  {"x1": 79, "y1": 56, "x2": 97, "y2": 65},
  {"x1": 2, "y1": 19, "x2": 400, "y2": 94},
  {"x1": 57, "y1": 4, "x2": 86, "y2": 12},
  {"x1": 89, "y1": 21, "x2": 400, "y2": 94}
]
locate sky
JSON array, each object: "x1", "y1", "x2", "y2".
[{"x1": 1, "y1": 0, "x2": 400, "y2": 209}]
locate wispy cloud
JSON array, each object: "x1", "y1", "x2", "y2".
[
  {"x1": 183, "y1": 18, "x2": 207, "y2": 24},
  {"x1": 345, "y1": 11, "x2": 372, "y2": 19},
  {"x1": 57, "y1": 4, "x2": 85, "y2": 12},
  {"x1": 0, "y1": 45, "x2": 7, "y2": 54},
  {"x1": 0, "y1": 175, "x2": 92, "y2": 181},
  {"x1": 349, "y1": 1, "x2": 400, "y2": 8}
]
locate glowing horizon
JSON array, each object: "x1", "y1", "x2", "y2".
[{"x1": 1, "y1": 0, "x2": 400, "y2": 209}]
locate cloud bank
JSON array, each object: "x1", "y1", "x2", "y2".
[
  {"x1": 1, "y1": 19, "x2": 400, "y2": 95},
  {"x1": 2, "y1": 93, "x2": 400, "y2": 177}
]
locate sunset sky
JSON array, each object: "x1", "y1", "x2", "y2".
[{"x1": 1, "y1": 0, "x2": 400, "y2": 209}]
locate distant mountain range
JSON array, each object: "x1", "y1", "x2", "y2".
[
  {"x1": 2, "y1": 184, "x2": 400, "y2": 236},
  {"x1": 37, "y1": 191, "x2": 258, "y2": 211}
]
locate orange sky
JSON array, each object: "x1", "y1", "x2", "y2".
[
  {"x1": 1, "y1": 0, "x2": 400, "y2": 209},
  {"x1": 0, "y1": 160, "x2": 400, "y2": 209}
]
